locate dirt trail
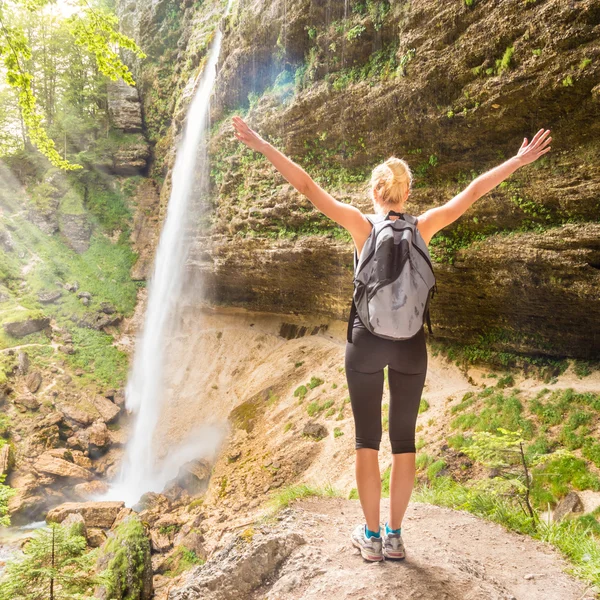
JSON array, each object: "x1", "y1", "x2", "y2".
[{"x1": 170, "y1": 496, "x2": 595, "y2": 600}]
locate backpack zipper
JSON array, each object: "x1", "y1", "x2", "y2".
[{"x1": 411, "y1": 238, "x2": 435, "y2": 276}]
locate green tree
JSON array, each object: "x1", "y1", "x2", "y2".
[
  {"x1": 460, "y1": 428, "x2": 538, "y2": 527},
  {"x1": 0, "y1": 0, "x2": 145, "y2": 170},
  {"x1": 0, "y1": 521, "x2": 99, "y2": 600}
]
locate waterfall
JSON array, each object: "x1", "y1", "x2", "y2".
[{"x1": 106, "y1": 0, "x2": 235, "y2": 507}]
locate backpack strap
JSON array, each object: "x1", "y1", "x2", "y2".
[
  {"x1": 347, "y1": 246, "x2": 359, "y2": 343},
  {"x1": 347, "y1": 297, "x2": 357, "y2": 343}
]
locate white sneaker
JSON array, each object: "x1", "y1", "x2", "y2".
[
  {"x1": 382, "y1": 523, "x2": 406, "y2": 560},
  {"x1": 351, "y1": 523, "x2": 384, "y2": 562}
]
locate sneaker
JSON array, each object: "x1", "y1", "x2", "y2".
[
  {"x1": 382, "y1": 523, "x2": 406, "y2": 560},
  {"x1": 351, "y1": 523, "x2": 384, "y2": 562}
]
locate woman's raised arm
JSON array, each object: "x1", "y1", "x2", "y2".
[
  {"x1": 232, "y1": 116, "x2": 369, "y2": 236},
  {"x1": 417, "y1": 128, "x2": 552, "y2": 245}
]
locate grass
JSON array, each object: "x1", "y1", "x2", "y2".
[{"x1": 262, "y1": 482, "x2": 343, "y2": 518}]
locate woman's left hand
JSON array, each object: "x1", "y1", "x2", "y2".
[{"x1": 231, "y1": 116, "x2": 267, "y2": 153}]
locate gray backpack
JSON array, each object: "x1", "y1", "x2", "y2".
[{"x1": 347, "y1": 209, "x2": 437, "y2": 343}]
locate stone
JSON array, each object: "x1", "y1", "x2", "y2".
[
  {"x1": 86, "y1": 528, "x2": 107, "y2": 548},
  {"x1": 17, "y1": 351, "x2": 30, "y2": 375},
  {"x1": 72, "y1": 311, "x2": 122, "y2": 331},
  {"x1": 15, "y1": 394, "x2": 40, "y2": 411},
  {"x1": 107, "y1": 79, "x2": 143, "y2": 133},
  {"x1": 38, "y1": 290, "x2": 62, "y2": 304},
  {"x1": 56, "y1": 403, "x2": 95, "y2": 426},
  {"x1": 3, "y1": 317, "x2": 50, "y2": 338},
  {"x1": 100, "y1": 302, "x2": 116, "y2": 314},
  {"x1": 77, "y1": 421, "x2": 110, "y2": 450},
  {"x1": 46, "y1": 501, "x2": 125, "y2": 528},
  {"x1": 25, "y1": 371, "x2": 42, "y2": 393},
  {"x1": 61, "y1": 511, "x2": 86, "y2": 535},
  {"x1": 34, "y1": 452, "x2": 94, "y2": 481},
  {"x1": 553, "y1": 491, "x2": 584, "y2": 522},
  {"x1": 72, "y1": 480, "x2": 109, "y2": 500},
  {"x1": 111, "y1": 507, "x2": 134, "y2": 530},
  {"x1": 64, "y1": 281, "x2": 79, "y2": 292},
  {"x1": 165, "y1": 459, "x2": 211, "y2": 495},
  {"x1": 302, "y1": 421, "x2": 328, "y2": 440},
  {"x1": 168, "y1": 532, "x2": 305, "y2": 600},
  {"x1": 150, "y1": 529, "x2": 172, "y2": 553},
  {"x1": 91, "y1": 395, "x2": 121, "y2": 423},
  {"x1": 112, "y1": 145, "x2": 150, "y2": 176}
]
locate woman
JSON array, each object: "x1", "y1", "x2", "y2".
[{"x1": 232, "y1": 116, "x2": 552, "y2": 561}]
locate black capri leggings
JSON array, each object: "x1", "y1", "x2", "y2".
[{"x1": 344, "y1": 318, "x2": 428, "y2": 454}]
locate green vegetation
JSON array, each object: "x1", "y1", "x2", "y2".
[
  {"x1": 418, "y1": 398, "x2": 430, "y2": 414},
  {"x1": 308, "y1": 376, "x2": 325, "y2": 389},
  {"x1": 159, "y1": 545, "x2": 204, "y2": 577},
  {"x1": 495, "y1": 46, "x2": 515, "y2": 75},
  {"x1": 266, "y1": 482, "x2": 342, "y2": 513},
  {"x1": 307, "y1": 398, "x2": 334, "y2": 417},
  {"x1": 0, "y1": 0, "x2": 145, "y2": 169},
  {"x1": 429, "y1": 328, "x2": 569, "y2": 375},
  {"x1": 99, "y1": 517, "x2": 151, "y2": 600},
  {"x1": 294, "y1": 385, "x2": 308, "y2": 401},
  {"x1": 0, "y1": 522, "x2": 98, "y2": 599}
]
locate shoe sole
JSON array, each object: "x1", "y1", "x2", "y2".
[
  {"x1": 351, "y1": 537, "x2": 384, "y2": 562},
  {"x1": 383, "y1": 550, "x2": 406, "y2": 560}
]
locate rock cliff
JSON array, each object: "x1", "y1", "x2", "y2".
[{"x1": 116, "y1": 0, "x2": 600, "y2": 361}]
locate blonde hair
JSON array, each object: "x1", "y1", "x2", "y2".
[{"x1": 370, "y1": 156, "x2": 412, "y2": 214}]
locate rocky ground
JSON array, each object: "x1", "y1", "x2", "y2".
[{"x1": 168, "y1": 497, "x2": 595, "y2": 600}]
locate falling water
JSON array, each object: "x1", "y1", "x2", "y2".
[{"x1": 106, "y1": 0, "x2": 235, "y2": 506}]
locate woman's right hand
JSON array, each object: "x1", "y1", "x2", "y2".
[
  {"x1": 231, "y1": 116, "x2": 268, "y2": 153},
  {"x1": 515, "y1": 128, "x2": 552, "y2": 166}
]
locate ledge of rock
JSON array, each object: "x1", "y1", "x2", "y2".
[{"x1": 46, "y1": 501, "x2": 126, "y2": 529}]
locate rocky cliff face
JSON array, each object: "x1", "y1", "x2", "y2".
[{"x1": 117, "y1": 0, "x2": 600, "y2": 360}]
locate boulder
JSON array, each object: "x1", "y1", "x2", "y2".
[
  {"x1": 34, "y1": 452, "x2": 94, "y2": 481},
  {"x1": 38, "y1": 290, "x2": 62, "y2": 304},
  {"x1": 80, "y1": 421, "x2": 111, "y2": 449},
  {"x1": 168, "y1": 531, "x2": 305, "y2": 600},
  {"x1": 3, "y1": 317, "x2": 50, "y2": 338},
  {"x1": 17, "y1": 351, "x2": 30, "y2": 375},
  {"x1": 165, "y1": 459, "x2": 211, "y2": 495},
  {"x1": 64, "y1": 281, "x2": 79, "y2": 292},
  {"x1": 56, "y1": 402, "x2": 95, "y2": 426},
  {"x1": 72, "y1": 480, "x2": 109, "y2": 500},
  {"x1": 86, "y1": 527, "x2": 107, "y2": 548},
  {"x1": 72, "y1": 311, "x2": 123, "y2": 331},
  {"x1": 14, "y1": 393, "x2": 40, "y2": 411},
  {"x1": 111, "y1": 506, "x2": 134, "y2": 530},
  {"x1": 150, "y1": 529, "x2": 172, "y2": 553},
  {"x1": 178, "y1": 530, "x2": 207, "y2": 560},
  {"x1": 553, "y1": 491, "x2": 584, "y2": 522},
  {"x1": 35, "y1": 411, "x2": 64, "y2": 430},
  {"x1": 302, "y1": 421, "x2": 328, "y2": 440},
  {"x1": 25, "y1": 371, "x2": 42, "y2": 393},
  {"x1": 62, "y1": 512, "x2": 86, "y2": 536},
  {"x1": 46, "y1": 501, "x2": 125, "y2": 528},
  {"x1": 91, "y1": 395, "x2": 121, "y2": 423}
]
